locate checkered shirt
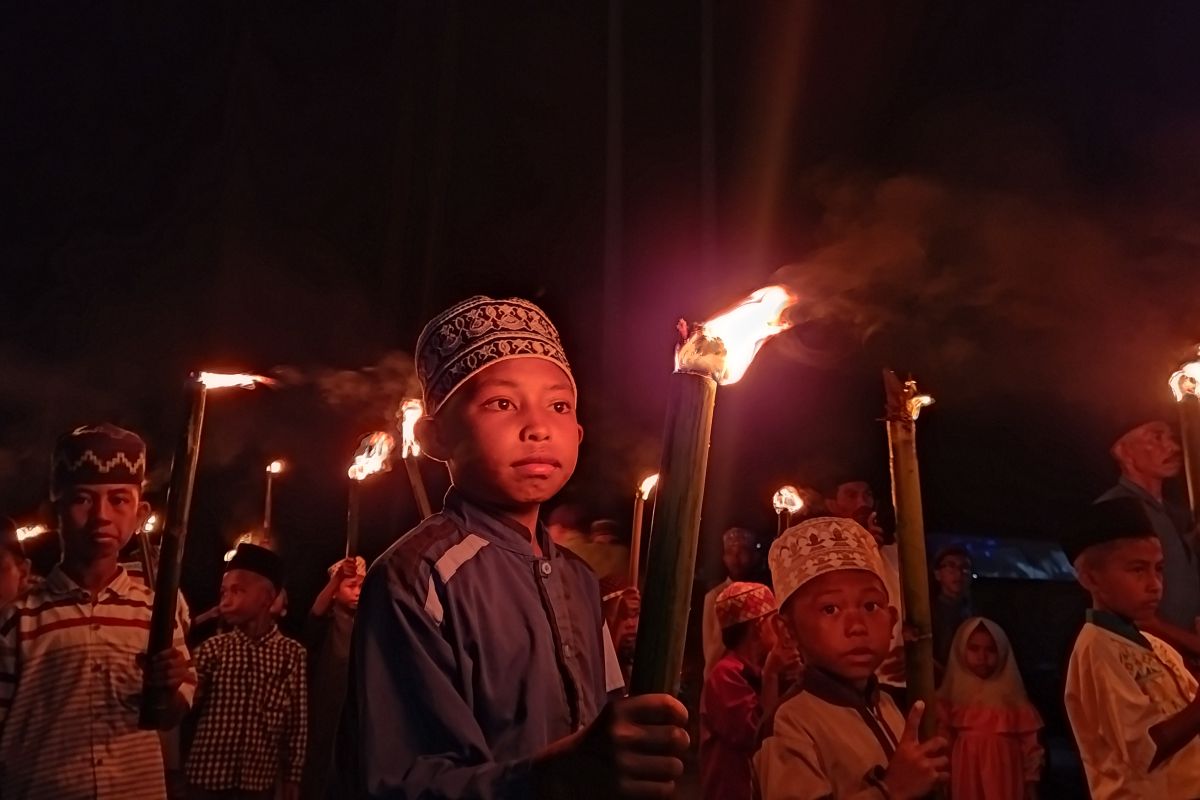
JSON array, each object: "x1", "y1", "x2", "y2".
[
  {"x1": 185, "y1": 625, "x2": 308, "y2": 791},
  {"x1": 0, "y1": 564, "x2": 195, "y2": 800}
]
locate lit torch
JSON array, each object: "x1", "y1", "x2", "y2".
[
  {"x1": 263, "y1": 459, "x2": 285, "y2": 545},
  {"x1": 15, "y1": 524, "x2": 48, "y2": 542},
  {"x1": 1170, "y1": 348, "x2": 1200, "y2": 517},
  {"x1": 883, "y1": 370, "x2": 937, "y2": 740},
  {"x1": 346, "y1": 431, "x2": 396, "y2": 558},
  {"x1": 138, "y1": 512, "x2": 160, "y2": 588},
  {"x1": 772, "y1": 485, "x2": 804, "y2": 536},
  {"x1": 631, "y1": 285, "x2": 795, "y2": 695},
  {"x1": 628, "y1": 473, "x2": 659, "y2": 589},
  {"x1": 141, "y1": 370, "x2": 273, "y2": 729},
  {"x1": 397, "y1": 399, "x2": 434, "y2": 519}
]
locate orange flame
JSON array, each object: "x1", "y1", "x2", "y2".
[
  {"x1": 15, "y1": 524, "x2": 47, "y2": 542},
  {"x1": 772, "y1": 485, "x2": 804, "y2": 515},
  {"x1": 1170, "y1": 348, "x2": 1200, "y2": 402},
  {"x1": 142, "y1": 513, "x2": 160, "y2": 534},
  {"x1": 676, "y1": 285, "x2": 795, "y2": 385},
  {"x1": 348, "y1": 432, "x2": 396, "y2": 481},
  {"x1": 266, "y1": 460, "x2": 285, "y2": 475},
  {"x1": 907, "y1": 392, "x2": 935, "y2": 421},
  {"x1": 398, "y1": 399, "x2": 425, "y2": 458},
  {"x1": 196, "y1": 371, "x2": 275, "y2": 390},
  {"x1": 637, "y1": 473, "x2": 660, "y2": 500},
  {"x1": 224, "y1": 531, "x2": 256, "y2": 562}
]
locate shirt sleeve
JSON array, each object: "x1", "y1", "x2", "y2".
[
  {"x1": 1021, "y1": 728, "x2": 1044, "y2": 782},
  {"x1": 753, "y1": 703, "x2": 885, "y2": 800},
  {"x1": 347, "y1": 561, "x2": 533, "y2": 799},
  {"x1": 703, "y1": 665, "x2": 762, "y2": 751},
  {"x1": 284, "y1": 646, "x2": 308, "y2": 784}
]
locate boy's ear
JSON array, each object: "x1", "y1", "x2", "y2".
[
  {"x1": 577, "y1": 423, "x2": 584, "y2": 446},
  {"x1": 416, "y1": 416, "x2": 450, "y2": 463},
  {"x1": 137, "y1": 500, "x2": 152, "y2": 526}
]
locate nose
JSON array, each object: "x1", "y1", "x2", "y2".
[
  {"x1": 843, "y1": 609, "x2": 868, "y2": 637},
  {"x1": 520, "y1": 408, "x2": 552, "y2": 443}
]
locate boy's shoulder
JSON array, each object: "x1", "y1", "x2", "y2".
[{"x1": 373, "y1": 512, "x2": 477, "y2": 585}]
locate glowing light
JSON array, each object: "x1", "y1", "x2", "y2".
[
  {"x1": 398, "y1": 399, "x2": 424, "y2": 458},
  {"x1": 348, "y1": 432, "x2": 396, "y2": 482},
  {"x1": 1170, "y1": 348, "x2": 1200, "y2": 402},
  {"x1": 15, "y1": 524, "x2": 47, "y2": 542},
  {"x1": 267, "y1": 460, "x2": 285, "y2": 475},
  {"x1": 772, "y1": 486, "x2": 804, "y2": 515},
  {"x1": 142, "y1": 513, "x2": 160, "y2": 534},
  {"x1": 907, "y1": 392, "x2": 934, "y2": 421},
  {"x1": 196, "y1": 372, "x2": 275, "y2": 390},
  {"x1": 676, "y1": 285, "x2": 795, "y2": 385},
  {"x1": 637, "y1": 473, "x2": 660, "y2": 500}
]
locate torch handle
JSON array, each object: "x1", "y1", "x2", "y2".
[
  {"x1": 629, "y1": 495, "x2": 645, "y2": 589},
  {"x1": 1179, "y1": 396, "x2": 1200, "y2": 519},
  {"x1": 630, "y1": 373, "x2": 717, "y2": 696},
  {"x1": 140, "y1": 381, "x2": 206, "y2": 730},
  {"x1": 346, "y1": 481, "x2": 361, "y2": 559},
  {"x1": 404, "y1": 456, "x2": 434, "y2": 520}
]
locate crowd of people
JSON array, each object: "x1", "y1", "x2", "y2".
[{"x1": 1, "y1": 294, "x2": 1200, "y2": 799}]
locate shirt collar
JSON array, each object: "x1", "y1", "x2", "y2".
[
  {"x1": 233, "y1": 624, "x2": 281, "y2": 644},
  {"x1": 1118, "y1": 476, "x2": 1163, "y2": 509},
  {"x1": 1087, "y1": 608, "x2": 1153, "y2": 650},
  {"x1": 802, "y1": 665, "x2": 882, "y2": 710},
  {"x1": 443, "y1": 488, "x2": 556, "y2": 557},
  {"x1": 46, "y1": 564, "x2": 134, "y2": 600}
]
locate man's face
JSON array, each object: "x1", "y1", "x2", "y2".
[
  {"x1": 336, "y1": 575, "x2": 363, "y2": 610},
  {"x1": 963, "y1": 623, "x2": 1000, "y2": 680},
  {"x1": 219, "y1": 569, "x2": 277, "y2": 626},
  {"x1": 1120, "y1": 422, "x2": 1183, "y2": 480},
  {"x1": 1079, "y1": 537, "x2": 1164, "y2": 622},
  {"x1": 722, "y1": 538, "x2": 758, "y2": 582},
  {"x1": 934, "y1": 554, "x2": 972, "y2": 598},
  {"x1": 833, "y1": 482, "x2": 875, "y2": 518},
  {"x1": 0, "y1": 551, "x2": 29, "y2": 608},
  {"x1": 433, "y1": 360, "x2": 582, "y2": 510},
  {"x1": 784, "y1": 569, "x2": 897, "y2": 685},
  {"x1": 59, "y1": 484, "x2": 143, "y2": 559}
]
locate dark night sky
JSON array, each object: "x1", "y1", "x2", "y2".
[{"x1": 6, "y1": 2, "x2": 1200, "y2": 607}]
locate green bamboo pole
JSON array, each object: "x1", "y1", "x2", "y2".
[
  {"x1": 404, "y1": 456, "x2": 434, "y2": 519},
  {"x1": 345, "y1": 480, "x2": 362, "y2": 558},
  {"x1": 883, "y1": 369, "x2": 937, "y2": 741},
  {"x1": 630, "y1": 372, "x2": 717, "y2": 695}
]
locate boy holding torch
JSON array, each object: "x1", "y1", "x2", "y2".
[
  {"x1": 336, "y1": 296, "x2": 689, "y2": 799},
  {"x1": 0, "y1": 424, "x2": 195, "y2": 800}
]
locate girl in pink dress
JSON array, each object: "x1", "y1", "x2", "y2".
[{"x1": 938, "y1": 617, "x2": 1044, "y2": 800}]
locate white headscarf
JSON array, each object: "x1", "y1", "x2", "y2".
[{"x1": 938, "y1": 617, "x2": 1031, "y2": 710}]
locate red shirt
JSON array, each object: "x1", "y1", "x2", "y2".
[{"x1": 700, "y1": 650, "x2": 764, "y2": 800}]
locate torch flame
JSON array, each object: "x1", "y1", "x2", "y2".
[
  {"x1": 907, "y1": 393, "x2": 935, "y2": 421},
  {"x1": 1170, "y1": 348, "x2": 1200, "y2": 402},
  {"x1": 676, "y1": 285, "x2": 795, "y2": 385},
  {"x1": 772, "y1": 485, "x2": 804, "y2": 515},
  {"x1": 196, "y1": 371, "x2": 275, "y2": 390},
  {"x1": 267, "y1": 460, "x2": 285, "y2": 475},
  {"x1": 348, "y1": 432, "x2": 396, "y2": 481},
  {"x1": 224, "y1": 531, "x2": 256, "y2": 561},
  {"x1": 142, "y1": 513, "x2": 159, "y2": 534},
  {"x1": 15, "y1": 524, "x2": 47, "y2": 542},
  {"x1": 637, "y1": 473, "x2": 660, "y2": 500},
  {"x1": 398, "y1": 399, "x2": 425, "y2": 458}
]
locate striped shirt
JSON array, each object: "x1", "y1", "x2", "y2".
[
  {"x1": 186, "y1": 626, "x2": 308, "y2": 791},
  {"x1": 0, "y1": 564, "x2": 195, "y2": 800}
]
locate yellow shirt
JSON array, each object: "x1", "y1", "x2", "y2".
[{"x1": 1065, "y1": 615, "x2": 1200, "y2": 800}]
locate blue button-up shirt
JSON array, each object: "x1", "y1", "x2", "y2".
[
  {"x1": 334, "y1": 490, "x2": 622, "y2": 799},
  {"x1": 1097, "y1": 477, "x2": 1200, "y2": 631}
]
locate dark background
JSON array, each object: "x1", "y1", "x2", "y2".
[{"x1": 6, "y1": 2, "x2": 1200, "y2": 613}]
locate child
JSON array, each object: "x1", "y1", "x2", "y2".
[
  {"x1": 1065, "y1": 497, "x2": 1200, "y2": 798},
  {"x1": 700, "y1": 581, "x2": 797, "y2": 800},
  {"x1": 931, "y1": 545, "x2": 974, "y2": 672},
  {"x1": 0, "y1": 518, "x2": 33, "y2": 608},
  {"x1": 938, "y1": 617, "x2": 1043, "y2": 800},
  {"x1": 335, "y1": 296, "x2": 689, "y2": 798},
  {"x1": 186, "y1": 543, "x2": 308, "y2": 800},
  {"x1": 0, "y1": 424, "x2": 194, "y2": 799},
  {"x1": 703, "y1": 527, "x2": 764, "y2": 678},
  {"x1": 754, "y1": 516, "x2": 949, "y2": 799}
]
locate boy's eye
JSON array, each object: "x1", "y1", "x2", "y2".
[
  {"x1": 864, "y1": 601, "x2": 881, "y2": 612},
  {"x1": 820, "y1": 605, "x2": 838, "y2": 615},
  {"x1": 484, "y1": 398, "x2": 513, "y2": 411},
  {"x1": 551, "y1": 401, "x2": 572, "y2": 414}
]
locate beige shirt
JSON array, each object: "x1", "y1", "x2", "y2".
[
  {"x1": 754, "y1": 669, "x2": 904, "y2": 800},
  {"x1": 1065, "y1": 616, "x2": 1200, "y2": 800},
  {"x1": 703, "y1": 578, "x2": 732, "y2": 679}
]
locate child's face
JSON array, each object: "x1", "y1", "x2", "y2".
[
  {"x1": 219, "y1": 569, "x2": 277, "y2": 626},
  {"x1": 784, "y1": 569, "x2": 896, "y2": 686},
  {"x1": 430, "y1": 359, "x2": 581, "y2": 510},
  {"x1": 1078, "y1": 537, "x2": 1163, "y2": 621},
  {"x1": 934, "y1": 554, "x2": 971, "y2": 598},
  {"x1": 722, "y1": 539, "x2": 758, "y2": 582},
  {"x1": 59, "y1": 484, "x2": 146, "y2": 559},
  {"x1": 0, "y1": 551, "x2": 29, "y2": 607},
  {"x1": 963, "y1": 623, "x2": 999, "y2": 679},
  {"x1": 336, "y1": 576, "x2": 363, "y2": 610}
]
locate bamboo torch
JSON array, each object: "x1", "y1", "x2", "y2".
[
  {"x1": 630, "y1": 285, "x2": 795, "y2": 696},
  {"x1": 141, "y1": 371, "x2": 272, "y2": 729},
  {"x1": 882, "y1": 370, "x2": 937, "y2": 739},
  {"x1": 772, "y1": 485, "x2": 803, "y2": 536},
  {"x1": 628, "y1": 473, "x2": 659, "y2": 589},
  {"x1": 398, "y1": 399, "x2": 434, "y2": 519},
  {"x1": 14, "y1": 524, "x2": 48, "y2": 543},
  {"x1": 262, "y1": 460, "x2": 285, "y2": 545},
  {"x1": 346, "y1": 431, "x2": 396, "y2": 558},
  {"x1": 138, "y1": 512, "x2": 160, "y2": 588},
  {"x1": 1170, "y1": 350, "x2": 1200, "y2": 517}
]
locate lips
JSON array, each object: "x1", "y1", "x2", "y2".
[{"x1": 511, "y1": 455, "x2": 562, "y2": 477}]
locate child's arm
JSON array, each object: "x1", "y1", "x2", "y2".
[
  {"x1": 703, "y1": 665, "x2": 763, "y2": 751},
  {"x1": 1149, "y1": 694, "x2": 1200, "y2": 767},
  {"x1": 282, "y1": 647, "x2": 308, "y2": 797},
  {"x1": 310, "y1": 558, "x2": 356, "y2": 619}
]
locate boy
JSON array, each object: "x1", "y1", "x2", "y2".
[
  {"x1": 187, "y1": 542, "x2": 307, "y2": 800},
  {"x1": 754, "y1": 516, "x2": 948, "y2": 799},
  {"x1": 703, "y1": 527, "x2": 763, "y2": 677},
  {"x1": 0, "y1": 424, "x2": 194, "y2": 800},
  {"x1": 1065, "y1": 497, "x2": 1200, "y2": 798},
  {"x1": 302, "y1": 556, "x2": 364, "y2": 800},
  {"x1": 336, "y1": 295, "x2": 689, "y2": 798},
  {"x1": 0, "y1": 517, "x2": 33, "y2": 608},
  {"x1": 700, "y1": 581, "x2": 795, "y2": 800},
  {"x1": 930, "y1": 545, "x2": 974, "y2": 671}
]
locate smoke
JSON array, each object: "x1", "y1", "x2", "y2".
[{"x1": 274, "y1": 350, "x2": 420, "y2": 426}]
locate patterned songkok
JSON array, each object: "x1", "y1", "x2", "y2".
[
  {"x1": 415, "y1": 296, "x2": 575, "y2": 414},
  {"x1": 51, "y1": 423, "x2": 146, "y2": 499},
  {"x1": 769, "y1": 516, "x2": 888, "y2": 609},
  {"x1": 715, "y1": 581, "x2": 777, "y2": 629}
]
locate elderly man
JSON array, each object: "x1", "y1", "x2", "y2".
[{"x1": 1096, "y1": 420, "x2": 1200, "y2": 658}]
